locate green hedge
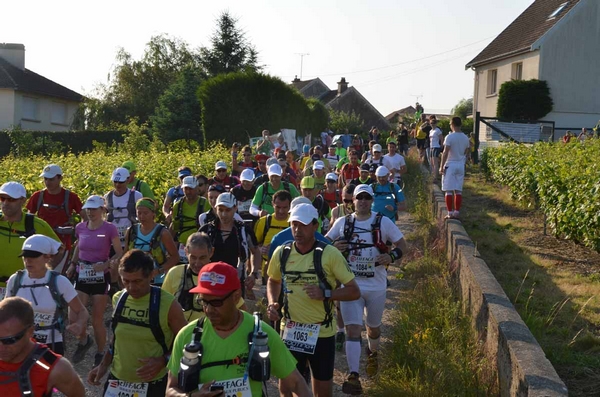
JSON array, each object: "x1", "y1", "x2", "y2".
[
  {"x1": 481, "y1": 140, "x2": 600, "y2": 251},
  {"x1": 497, "y1": 79, "x2": 553, "y2": 120}
]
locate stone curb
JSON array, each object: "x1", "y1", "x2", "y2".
[{"x1": 429, "y1": 176, "x2": 568, "y2": 396}]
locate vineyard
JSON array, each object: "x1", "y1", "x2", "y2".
[
  {"x1": 481, "y1": 139, "x2": 600, "y2": 251},
  {"x1": 0, "y1": 138, "x2": 231, "y2": 204}
]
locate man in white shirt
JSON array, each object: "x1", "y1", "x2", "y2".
[
  {"x1": 439, "y1": 117, "x2": 471, "y2": 219},
  {"x1": 383, "y1": 141, "x2": 407, "y2": 185},
  {"x1": 429, "y1": 119, "x2": 444, "y2": 180}
]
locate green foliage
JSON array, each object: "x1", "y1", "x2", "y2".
[
  {"x1": 497, "y1": 79, "x2": 553, "y2": 120},
  {"x1": 451, "y1": 98, "x2": 473, "y2": 120},
  {"x1": 5, "y1": 127, "x2": 64, "y2": 157},
  {"x1": 328, "y1": 110, "x2": 364, "y2": 135},
  {"x1": 151, "y1": 65, "x2": 204, "y2": 143},
  {"x1": 198, "y1": 72, "x2": 328, "y2": 144},
  {"x1": 199, "y1": 11, "x2": 261, "y2": 77},
  {"x1": 481, "y1": 140, "x2": 600, "y2": 251}
]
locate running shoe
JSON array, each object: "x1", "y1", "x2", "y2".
[
  {"x1": 342, "y1": 372, "x2": 362, "y2": 395},
  {"x1": 335, "y1": 331, "x2": 345, "y2": 352},
  {"x1": 366, "y1": 350, "x2": 378, "y2": 377},
  {"x1": 72, "y1": 335, "x2": 93, "y2": 364}
]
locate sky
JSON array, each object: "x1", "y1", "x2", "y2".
[{"x1": 2, "y1": 0, "x2": 534, "y2": 118}]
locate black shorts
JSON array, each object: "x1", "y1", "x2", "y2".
[
  {"x1": 432, "y1": 147, "x2": 442, "y2": 157},
  {"x1": 416, "y1": 138, "x2": 427, "y2": 149},
  {"x1": 75, "y1": 273, "x2": 111, "y2": 296},
  {"x1": 104, "y1": 373, "x2": 167, "y2": 397},
  {"x1": 288, "y1": 335, "x2": 335, "y2": 381}
]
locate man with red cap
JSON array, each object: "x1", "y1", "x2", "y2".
[{"x1": 166, "y1": 262, "x2": 311, "y2": 397}]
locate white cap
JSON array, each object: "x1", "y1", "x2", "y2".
[
  {"x1": 373, "y1": 144, "x2": 382, "y2": 152},
  {"x1": 40, "y1": 164, "x2": 63, "y2": 178},
  {"x1": 289, "y1": 203, "x2": 318, "y2": 225},
  {"x1": 82, "y1": 195, "x2": 105, "y2": 209},
  {"x1": 268, "y1": 164, "x2": 282, "y2": 177},
  {"x1": 240, "y1": 169, "x2": 255, "y2": 182},
  {"x1": 313, "y1": 160, "x2": 325, "y2": 170},
  {"x1": 112, "y1": 167, "x2": 130, "y2": 182},
  {"x1": 0, "y1": 182, "x2": 26, "y2": 199},
  {"x1": 20, "y1": 235, "x2": 62, "y2": 257},
  {"x1": 215, "y1": 192, "x2": 237, "y2": 208},
  {"x1": 215, "y1": 161, "x2": 228, "y2": 171},
  {"x1": 290, "y1": 196, "x2": 312, "y2": 210},
  {"x1": 353, "y1": 184, "x2": 374, "y2": 197},
  {"x1": 325, "y1": 173, "x2": 338, "y2": 182},
  {"x1": 181, "y1": 176, "x2": 198, "y2": 188},
  {"x1": 375, "y1": 166, "x2": 390, "y2": 177}
]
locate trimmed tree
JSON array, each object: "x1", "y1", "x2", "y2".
[{"x1": 497, "y1": 79, "x2": 553, "y2": 120}]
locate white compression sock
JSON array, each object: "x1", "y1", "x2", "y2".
[
  {"x1": 368, "y1": 337, "x2": 380, "y2": 353},
  {"x1": 345, "y1": 340, "x2": 361, "y2": 373}
]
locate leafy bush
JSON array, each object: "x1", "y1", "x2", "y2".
[
  {"x1": 497, "y1": 79, "x2": 553, "y2": 120},
  {"x1": 482, "y1": 140, "x2": 600, "y2": 251}
]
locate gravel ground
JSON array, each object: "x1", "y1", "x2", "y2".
[{"x1": 61, "y1": 212, "x2": 416, "y2": 396}]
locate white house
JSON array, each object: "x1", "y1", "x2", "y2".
[
  {"x1": 466, "y1": 0, "x2": 600, "y2": 142},
  {"x1": 0, "y1": 43, "x2": 83, "y2": 131}
]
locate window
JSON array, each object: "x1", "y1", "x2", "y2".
[
  {"x1": 51, "y1": 101, "x2": 68, "y2": 125},
  {"x1": 487, "y1": 69, "x2": 498, "y2": 95},
  {"x1": 548, "y1": 2, "x2": 568, "y2": 19},
  {"x1": 512, "y1": 62, "x2": 523, "y2": 80},
  {"x1": 22, "y1": 96, "x2": 39, "y2": 121}
]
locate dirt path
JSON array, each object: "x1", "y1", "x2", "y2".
[{"x1": 63, "y1": 212, "x2": 417, "y2": 396}]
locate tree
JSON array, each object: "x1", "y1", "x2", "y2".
[
  {"x1": 451, "y1": 98, "x2": 473, "y2": 120},
  {"x1": 151, "y1": 65, "x2": 204, "y2": 143},
  {"x1": 329, "y1": 110, "x2": 364, "y2": 135},
  {"x1": 199, "y1": 11, "x2": 261, "y2": 77},
  {"x1": 497, "y1": 79, "x2": 553, "y2": 120}
]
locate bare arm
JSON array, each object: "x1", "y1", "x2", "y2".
[
  {"x1": 163, "y1": 194, "x2": 173, "y2": 220},
  {"x1": 49, "y1": 357, "x2": 85, "y2": 397},
  {"x1": 279, "y1": 368, "x2": 312, "y2": 397},
  {"x1": 66, "y1": 295, "x2": 89, "y2": 337},
  {"x1": 166, "y1": 371, "x2": 222, "y2": 397}
]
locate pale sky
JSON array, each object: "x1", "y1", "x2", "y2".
[{"x1": 3, "y1": 0, "x2": 533, "y2": 117}]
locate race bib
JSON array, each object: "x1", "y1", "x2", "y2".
[
  {"x1": 282, "y1": 320, "x2": 320, "y2": 354},
  {"x1": 105, "y1": 379, "x2": 148, "y2": 397},
  {"x1": 199, "y1": 377, "x2": 252, "y2": 397},
  {"x1": 238, "y1": 200, "x2": 252, "y2": 213},
  {"x1": 178, "y1": 244, "x2": 189, "y2": 264},
  {"x1": 117, "y1": 225, "x2": 128, "y2": 245},
  {"x1": 0, "y1": 287, "x2": 6, "y2": 300},
  {"x1": 78, "y1": 262, "x2": 105, "y2": 283},
  {"x1": 347, "y1": 254, "x2": 376, "y2": 277},
  {"x1": 33, "y1": 311, "x2": 55, "y2": 343}
]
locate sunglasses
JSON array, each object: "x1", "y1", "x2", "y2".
[
  {"x1": 216, "y1": 169, "x2": 227, "y2": 173},
  {"x1": 326, "y1": 180, "x2": 336, "y2": 184},
  {"x1": 0, "y1": 325, "x2": 31, "y2": 345},
  {"x1": 343, "y1": 199, "x2": 353, "y2": 203},
  {"x1": 355, "y1": 194, "x2": 373, "y2": 201},
  {"x1": 0, "y1": 197, "x2": 20, "y2": 203},
  {"x1": 113, "y1": 180, "x2": 126, "y2": 184},
  {"x1": 196, "y1": 290, "x2": 235, "y2": 308}
]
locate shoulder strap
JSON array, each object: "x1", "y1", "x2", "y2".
[
  {"x1": 48, "y1": 271, "x2": 67, "y2": 333},
  {"x1": 106, "y1": 192, "x2": 114, "y2": 222},
  {"x1": 195, "y1": 197, "x2": 207, "y2": 224},
  {"x1": 126, "y1": 225, "x2": 137, "y2": 250},
  {"x1": 10, "y1": 270, "x2": 25, "y2": 296},
  {"x1": 261, "y1": 181, "x2": 269, "y2": 205},
  {"x1": 63, "y1": 189, "x2": 71, "y2": 219},
  {"x1": 283, "y1": 181, "x2": 290, "y2": 192},
  {"x1": 36, "y1": 190, "x2": 45, "y2": 213},
  {"x1": 16, "y1": 344, "x2": 52, "y2": 396},
  {"x1": 262, "y1": 214, "x2": 272, "y2": 242},
  {"x1": 148, "y1": 286, "x2": 168, "y2": 355},
  {"x1": 343, "y1": 214, "x2": 355, "y2": 241},
  {"x1": 24, "y1": 214, "x2": 35, "y2": 238},
  {"x1": 135, "y1": 179, "x2": 142, "y2": 192},
  {"x1": 127, "y1": 191, "x2": 137, "y2": 224}
]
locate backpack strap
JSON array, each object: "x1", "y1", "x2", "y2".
[
  {"x1": 106, "y1": 192, "x2": 115, "y2": 222},
  {"x1": 63, "y1": 189, "x2": 70, "y2": 220},
  {"x1": 24, "y1": 214, "x2": 35, "y2": 238},
  {"x1": 176, "y1": 265, "x2": 203, "y2": 314},
  {"x1": 9, "y1": 344, "x2": 55, "y2": 396},
  {"x1": 135, "y1": 179, "x2": 142, "y2": 192},
  {"x1": 35, "y1": 190, "x2": 45, "y2": 213},
  {"x1": 262, "y1": 214, "x2": 272, "y2": 243},
  {"x1": 127, "y1": 190, "x2": 137, "y2": 225},
  {"x1": 342, "y1": 214, "x2": 355, "y2": 241}
]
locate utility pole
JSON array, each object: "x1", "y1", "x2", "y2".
[
  {"x1": 410, "y1": 94, "x2": 423, "y2": 104},
  {"x1": 295, "y1": 53, "x2": 309, "y2": 80}
]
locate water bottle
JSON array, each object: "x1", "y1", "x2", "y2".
[
  {"x1": 248, "y1": 314, "x2": 270, "y2": 381},
  {"x1": 178, "y1": 341, "x2": 202, "y2": 392}
]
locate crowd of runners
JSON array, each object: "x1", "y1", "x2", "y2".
[{"x1": 0, "y1": 118, "x2": 471, "y2": 397}]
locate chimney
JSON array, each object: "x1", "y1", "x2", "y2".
[
  {"x1": 0, "y1": 43, "x2": 25, "y2": 70},
  {"x1": 337, "y1": 77, "x2": 348, "y2": 95},
  {"x1": 292, "y1": 75, "x2": 300, "y2": 83}
]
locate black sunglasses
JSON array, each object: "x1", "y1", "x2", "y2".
[
  {"x1": 196, "y1": 290, "x2": 235, "y2": 308},
  {"x1": 355, "y1": 194, "x2": 373, "y2": 201},
  {"x1": 208, "y1": 185, "x2": 225, "y2": 192},
  {"x1": 0, "y1": 325, "x2": 31, "y2": 345}
]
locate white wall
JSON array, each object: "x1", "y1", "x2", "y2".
[
  {"x1": 0, "y1": 89, "x2": 16, "y2": 129},
  {"x1": 15, "y1": 91, "x2": 79, "y2": 131}
]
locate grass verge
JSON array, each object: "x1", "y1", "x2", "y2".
[{"x1": 367, "y1": 156, "x2": 498, "y2": 396}]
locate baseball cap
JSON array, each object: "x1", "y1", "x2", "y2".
[
  {"x1": 215, "y1": 192, "x2": 237, "y2": 208},
  {"x1": 360, "y1": 163, "x2": 370, "y2": 172},
  {"x1": 268, "y1": 164, "x2": 282, "y2": 177},
  {"x1": 82, "y1": 195, "x2": 105, "y2": 209},
  {"x1": 0, "y1": 182, "x2": 26, "y2": 199},
  {"x1": 302, "y1": 144, "x2": 310, "y2": 153},
  {"x1": 290, "y1": 196, "x2": 312, "y2": 210},
  {"x1": 190, "y1": 262, "x2": 241, "y2": 296},
  {"x1": 369, "y1": 163, "x2": 378, "y2": 173},
  {"x1": 300, "y1": 176, "x2": 315, "y2": 189},
  {"x1": 289, "y1": 203, "x2": 318, "y2": 225},
  {"x1": 329, "y1": 144, "x2": 336, "y2": 149},
  {"x1": 313, "y1": 161, "x2": 325, "y2": 170},
  {"x1": 353, "y1": 184, "x2": 374, "y2": 197},
  {"x1": 375, "y1": 166, "x2": 390, "y2": 177},
  {"x1": 326, "y1": 173, "x2": 338, "y2": 182},
  {"x1": 40, "y1": 164, "x2": 63, "y2": 178},
  {"x1": 181, "y1": 176, "x2": 198, "y2": 188},
  {"x1": 178, "y1": 168, "x2": 192, "y2": 179},
  {"x1": 122, "y1": 161, "x2": 137, "y2": 172},
  {"x1": 215, "y1": 161, "x2": 228, "y2": 171},
  {"x1": 373, "y1": 144, "x2": 382, "y2": 152},
  {"x1": 19, "y1": 235, "x2": 62, "y2": 258},
  {"x1": 112, "y1": 167, "x2": 130, "y2": 183},
  {"x1": 240, "y1": 169, "x2": 255, "y2": 182},
  {"x1": 255, "y1": 154, "x2": 269, "y2": 162}
]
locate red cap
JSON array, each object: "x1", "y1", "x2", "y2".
[
  {"x1": 189, "y1": 262, "x2": 241, "y2": 296},
  {"x1": 255, "y1": 154, "x2": 269, "y2": 162}
]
